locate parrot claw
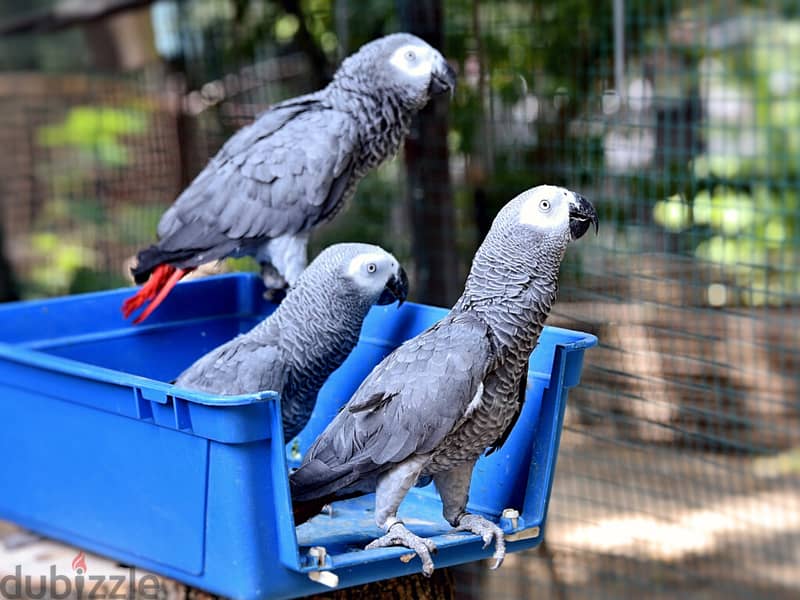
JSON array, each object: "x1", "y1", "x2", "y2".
[
  {"x1": 455, "y1": 513, "x2": 506, "y2": 569},
  {"x1": 365, "y1": 522, "x2": 438, "y2": 576},
  {"x1": 263, "y1": 286, "x2": 288, "y2": 303},
  {"x1": 260, "y1": 263, "x2": 289, "y2": 302}
]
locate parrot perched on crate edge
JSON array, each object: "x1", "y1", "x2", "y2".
[
  {"x1": 173, "y1": 243, "x2": 408, "y2": 441},
  {"x1": 290, "y1": 185, "x2": 598, "y2": 576},
  {"x1": 122, "y1": 32, "x2": 455, "y2": 324}
]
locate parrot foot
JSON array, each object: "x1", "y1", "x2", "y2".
[
  {"x1": 262, "y1": 286, "x2": 288, "y2": 303},
  {"x1": 365, "y1": 521, "x2": 438, "y2": 576},
  {"x1": 455, "y1": 513, "x2": 506, "y2": 569},
  {"x1": 260, "y1": 262, "x2": 289, "y2": 302}
]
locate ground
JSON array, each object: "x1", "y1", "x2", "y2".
[{"x1": 455, "y1": 433, "x2": 800, "y2": 599}]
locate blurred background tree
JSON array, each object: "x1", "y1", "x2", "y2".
[
  {"x1": 1, "y1": 0, "x2": 797, "y2": 308},
  {"x1": 0, "y1": 0, "x2": 676, "y2": 303},
  {"x1": 653, "y1": 10, "x2": 800, "y2": 306}
]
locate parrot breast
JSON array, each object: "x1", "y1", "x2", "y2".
[{"x1": 423, "y1": 249, "x2": 562, "y2": 473}]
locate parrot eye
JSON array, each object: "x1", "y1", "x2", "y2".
[
  {"x1": 539, "y1": 199, "x2": 551, "y2": 211},
  {"x1": 405, "y1": 50, "x2": 417, "y2": 62},
  {"x1": 366, "y1": 263, "x2": 377, "y2": 274}
]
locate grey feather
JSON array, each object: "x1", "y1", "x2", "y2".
[
  {"x1": 174, "y1": 242, "x2": 408, "y2": 440},
  {"x1": 293, "y1": 312, "x2": 494, "y2": 500}
]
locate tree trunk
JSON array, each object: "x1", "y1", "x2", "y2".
[
  {"x1": 399, "y1": 0, "x2": 459, "y2": 307},
  {"x1": 0, "y1": 225, "x2": 19, "y2": 302},
  {"x1": 83, "y1": 5, "x2": 158, "y2": 71}
]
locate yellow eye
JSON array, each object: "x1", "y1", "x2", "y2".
[
  {"x1": 539, "y1": 199, "x2": 551, "y2": 211},
  {"x1": 367, "y1": 263, "x2": 377, "y2": 273}
]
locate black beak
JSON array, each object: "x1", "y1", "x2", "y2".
[
  {"x1": 377, "y1": 266, "x2": 409, "y2": 306},
  {"x1": 429, "y1": 61, "x2": 457, "y2": 96},
  {"x1": 568, "y1": 193, "x2": 599, "y2": 240}
]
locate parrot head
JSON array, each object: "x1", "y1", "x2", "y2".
[
  {"x1": 460, "y1": 185, "x2": 598, "y2": 310},
  {"x1": 292, "y1": 243, "x2": 408, "y2": 311},
  {"x1": 343, "y1": 245, "x2": 409, "y2": 307},
  {"x1": 337, "y1": 33, "x2": 456, "y2": 111},
  {"x1": 515, "y1": 185, "x2": 598, "y2": 243}
]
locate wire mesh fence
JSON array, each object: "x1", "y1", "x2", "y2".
[{"x1": 0, "y1": 0, "x2": 798, "y2": 598}]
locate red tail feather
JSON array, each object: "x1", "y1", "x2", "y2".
[{"x1": 121, "y1": 264, "x2": 193, "y2": 323}]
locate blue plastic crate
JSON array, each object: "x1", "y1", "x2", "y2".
[{"x1": 0, "y1": 273, "x2": 596, "y2": 599}]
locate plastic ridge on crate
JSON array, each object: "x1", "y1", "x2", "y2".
[{"x1": 0, "y1": 273, "x2": 597, "y2": 600}]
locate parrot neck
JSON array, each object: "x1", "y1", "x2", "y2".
[
  {"x1": 326, "y1": 82, "x2": 414, "y2": 174},
  {"x1": 259, "y1": 281, "x2": 371, "y2": 431},
  {"x1": 276, "y1": 283, "x2": 371, "y2": 346},
  {"x1": 454, "y1": 243, "x2": 564, "y2": 356}
]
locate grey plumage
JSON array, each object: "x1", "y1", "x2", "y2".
[
  {"x1": 174, "y1": 243, "x2": 408, "y2": 440},
  {"x1": 132, "y1": 33, "x2": 455, "y2": 294},
  {"x1": 290, "y1": 185, "x2": 598, "y2": 575}
]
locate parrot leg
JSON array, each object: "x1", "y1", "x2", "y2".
[
  {"x1": 259, "y1": 262, "x2": 288, "y2": 301},
  {"x1": 365, "y1": 456, "x2": 438, "y2": 576},
  {"x1": 264, "y1": 233, "x2": 309, "y2": 287},
  {"x1": 434, "y1": 462, "x2": 506, "y2": 570}
]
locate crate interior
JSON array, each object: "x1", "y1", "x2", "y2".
[{"x1": 29, "y1": 314, "x2": 268, "y2": 382}]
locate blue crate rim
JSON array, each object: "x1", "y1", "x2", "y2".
[
  {"x1": 0, "y1": 324, "x2": 595, "y2": 408},
  {"x1": 0, "y1": 341, "x2": 278, "y2": 406},
  {"x1": 0, "y1": 273, "x2": 596, "y2": 410}
]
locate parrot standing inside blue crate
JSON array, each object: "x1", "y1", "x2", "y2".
[
  {"x1": 173, "y1": 243, "x2": 408, "y2": 440},
  {"x1": 122, "y1": 33, "x2": 455, "y2": 323},
  {"x1": 290, "y1": 185, "x2": 598, "y2": 575}
]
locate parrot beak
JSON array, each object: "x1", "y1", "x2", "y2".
[
  {"x1": 377, "y1": 266, "x2": 410, "y2": 306},
  {"x1": 568, "y1": 193, "x2": 599, "y2": 240},
  {"x1": 429, "y1": 60, "x2": 457, "y2": 97}
]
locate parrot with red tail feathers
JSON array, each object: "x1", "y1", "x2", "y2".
[{"x1": 122, "y1": 33, "x2": 455, "y2": 323}]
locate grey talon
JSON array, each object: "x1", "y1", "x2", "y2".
[
  {"x1": 455, "y1": 513, "x2": 506, "y2": 568},
  {"x1": 364, "y1": 522, "x2": 438, "y2": 575}
]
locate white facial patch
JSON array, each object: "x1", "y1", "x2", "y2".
[
  {"x1": 388, "y1": 44, "x2": 435, "y2": 78},
  {"x1": 518, "y1": 185, "x2": 572, "y2": 228},
  {"x1": 346, "y1": 252, "x2": 389, "y2": 278}
]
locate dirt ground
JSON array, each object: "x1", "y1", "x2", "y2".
[{"x1": 455, "y1": 427, "x2": 800, "y2": 599}]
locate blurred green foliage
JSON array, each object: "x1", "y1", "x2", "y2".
[
  {"x1": 28, "y1": 105, "x2": 150, "y2": 297},
  {"x1": 6, "y1": 0, "x2": 797, "y2": 306},
  {"x1": 0, "y1": 0, "x2": 90, "y2": 71},
  {"x1": 654, "y1": 18, "x2": 800, "y2": 306},
  {"x1": 28, "y1": 231, "x2": 98, "y2": 295},
  {"x1": 38, "y1": 106, "x2": 148, "y2": 167}
]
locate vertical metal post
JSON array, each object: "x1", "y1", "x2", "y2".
[
  {"x1": 614, "y1": 0, "x2": 626, "y2": 100},
  {"x1": 398, "y1": 0, "x2": 459, "y2": 306},
  {"x1": 334, "y1": 0, "x2": 349, "y2": 60}
]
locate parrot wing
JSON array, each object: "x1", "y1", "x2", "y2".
[
  {"x1": 174, "y1": 328, "x2": 286, "y2": 396},
  {"x1": 154, "y1": 95, "x2": 359, "y2": 262},
  {"x1": 291, "y1": 311, "x2": 497, "y2": 501}
]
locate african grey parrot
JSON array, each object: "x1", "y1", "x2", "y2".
[
  {"x1": 173, "y1": 243, "x2": 408, "y2": 440},
  {"x1": 290, "y1": 185, "x2": 598, "y2": 575},
  {"x1": 122, "y1": 33, "x2": 455, "y2": 323}
]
